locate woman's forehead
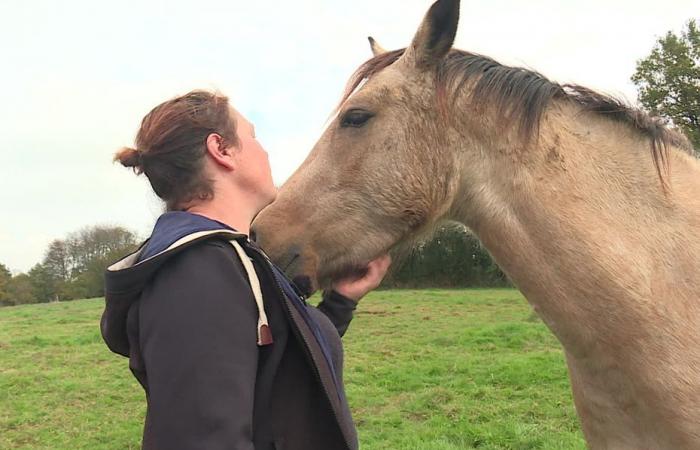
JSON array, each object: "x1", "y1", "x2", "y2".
[{"x1": 231, "y1": 107, "x2": 253, "y2": 130}]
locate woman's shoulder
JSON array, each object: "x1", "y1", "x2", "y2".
[
  {"x1": 138, "y1": 237, "x2": 259, "y2": 323},
  {"x1": 168, "y1": 238, "x2": 244, "y2": 270},
  {"x1": 145, "y1": 238, "x2": 250, "y2": 297}
]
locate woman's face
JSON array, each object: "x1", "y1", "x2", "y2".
[{"x1": 231, "y1": 109, "x2": 278, "y2": 210}]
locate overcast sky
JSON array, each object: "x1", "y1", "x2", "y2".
[{"x1": 0, "y1": 0, "x2": 696, "y2": 273}]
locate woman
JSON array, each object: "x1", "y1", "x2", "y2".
[{"x1": 100, "y1": 90, "x2": 391, "y2": 450}]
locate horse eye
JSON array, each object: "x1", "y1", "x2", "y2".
[{"x1": 340, "y1": 109, "x2": 374, "y2": 128}]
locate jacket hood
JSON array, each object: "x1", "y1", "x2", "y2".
[{"x1": 101, "y1": 212, "x2": 246, "y2": 356}]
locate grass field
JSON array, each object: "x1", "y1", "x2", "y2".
[{"x1": 0, "y1": 289, "x2": 586, "y2": 449}]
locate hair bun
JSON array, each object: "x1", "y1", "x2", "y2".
[{"x1": 114, "y1": 147, "x2": 144, "y2": 172}]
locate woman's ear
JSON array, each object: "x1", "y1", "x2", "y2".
[{"x1": 206, "y1": 133, "x2": 236, "y2": 170}]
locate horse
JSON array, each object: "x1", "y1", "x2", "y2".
[{"x1": 252, "y1": 0, "x2": 700, "y2": 447}]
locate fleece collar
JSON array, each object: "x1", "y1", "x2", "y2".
[
  {"x1": 107, "y1": 212, "x2": 247, "y2": 273},
  {"x1": 138, "y1": 211, "x2": 240, "y2": 262}
]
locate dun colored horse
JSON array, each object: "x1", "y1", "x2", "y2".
[{"x1": 253, "y1": 0, "x2": 700, "y2": 447}]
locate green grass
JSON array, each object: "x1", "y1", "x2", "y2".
[{"x1": 0, "y1": 290, "x2": 586, "y2": 449}]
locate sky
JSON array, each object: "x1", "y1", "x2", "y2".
[{"x1": 0, "y1": 0, "x2": 697, "y2": 274}]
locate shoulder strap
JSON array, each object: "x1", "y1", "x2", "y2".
[{"x1": 229, "y1": 240, "x2": 273, "y2": 346}]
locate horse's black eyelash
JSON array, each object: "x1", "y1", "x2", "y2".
[{"x1": 340, "y1": 109, "x2": 374, "y2": 128}]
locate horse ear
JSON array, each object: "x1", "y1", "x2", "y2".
[
  {"x1": 368, "y1": 36, "x2": 387, "y2": 57},
  {"x1": 401, "y1": 0, "x2": 460, "y2": 69}
]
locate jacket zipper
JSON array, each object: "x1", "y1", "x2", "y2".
[{"x1": 246, "y1": 243, "x2": 353, "y2": 450}]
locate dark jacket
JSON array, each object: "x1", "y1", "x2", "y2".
[{"x1": 101, "y1": 212, "x2": 359, "y2": 450}]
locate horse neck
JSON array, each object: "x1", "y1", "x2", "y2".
[{"x1": 448, "y1": 104, "x2": 700, "y2": 354}]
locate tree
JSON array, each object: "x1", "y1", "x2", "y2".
[
  {"x1": 28, "y1": 263, "x2": 56, "y2": 303},
  {"x1": 67, "y1": 226, "x2": 132, "y2": 274},
  {"x1": 0, "y1": 263, "x2": 12, "y2": 306},
  {"x1": 43, "y1": 240, "x2": 71, "y2": 282},
  {"x1": 64, "y1": 225, "x2": 138, "y2": 298},
  {"x1": 27, "y1": 225, "x2": 139, "y2": 302},
  {"x1": 7, "y1": 274, "x2": 36, "y2": 305},
  {"x1": 41, "y1": 239, "x2": 72, "y2": 301},
  {"x1": 383, "y1": 223, "x2": 508, "y2": 288},
  {"x1": 632, "y1": 20, "x2": 700, "y2": 150}
]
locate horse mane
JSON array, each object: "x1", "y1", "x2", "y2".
[{"x1": 340, "y1": 48, "x2": 693, "y2": 187}]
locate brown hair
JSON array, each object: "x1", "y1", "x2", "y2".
[{"x1": 115, "y1": 90, "x2": 238, "y2": 210}]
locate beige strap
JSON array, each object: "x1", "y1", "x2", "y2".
[{"x1": 229, "y1": 240, "x2": 273, "y2": 346}]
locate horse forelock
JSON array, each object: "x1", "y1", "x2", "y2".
[{"x1": 338, "y1": 49, "x2": 405, "y2": 112}]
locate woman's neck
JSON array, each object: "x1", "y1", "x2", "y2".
[{"x1": 185, "y1": 190, "x2": 259, "y2": 235}]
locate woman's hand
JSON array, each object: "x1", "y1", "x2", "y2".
[{"x1": 331, "y1": 254, "x2": 392, "y2": 302}]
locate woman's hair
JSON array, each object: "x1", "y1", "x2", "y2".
[{"x1": 115, "y1": 90, "x2": 238, "y2": 211}]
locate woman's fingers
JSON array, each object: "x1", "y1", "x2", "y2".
[{"x1": 331, "y1": 254, "x2": 392, "y2": 302}]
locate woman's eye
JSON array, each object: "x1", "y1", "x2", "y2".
[{"x1": 340, "y1": 109, "x2": 374, "y2": 128}]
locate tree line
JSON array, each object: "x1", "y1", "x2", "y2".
[
  {"x1": 0, "y1": 226, "x2": 139, "y2": 306},
  {"x1": 0, "y1": 222, "x2": 507, "y2": 307}
]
